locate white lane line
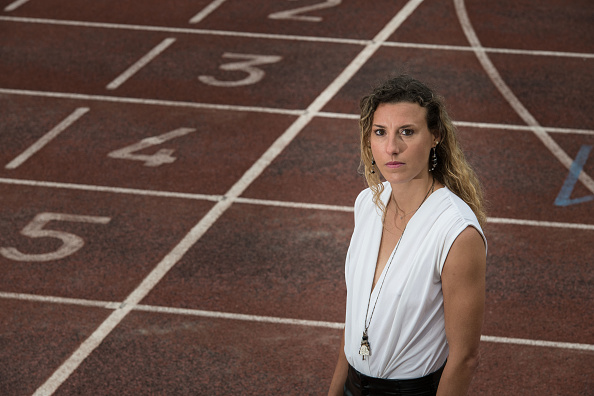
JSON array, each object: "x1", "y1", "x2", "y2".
[
  {"x1": 0, "y1": 16, "x2": 368, "y2": 46},
  {"x1": 454, "y1": 0, "x2": 594, "y2": 197},
  {"x1": 134, "y1": 304, "x2": 344, "y2": 329},
  {"x1": 453, "y1": 121, "x2": 594, "y2": 136},
  {"x1": 31, "y1": 3, "x2": 423, "y2": 394},
  {"x1": 383, "y1": 41, "x2": 594, "y2": 59},
  {"x1": 234, "y1": 196, "x2": 354, "y2": 212},
  {"x1": 1, "y1": 177, "x2": 593, "y2": 231},
  {"x1": 189, "y1": 0, "x2": 227, "y2": 24},
  {"x1": 486, "y1": 217, "x2": 594, "y2": 230},
  {"x1": 237, "y1": 198, "x2": 594, "y2": 230},
  {"x1": 106, "y1": 38, "x2": 176, "y2": 90},
  {"x1": 0, "y1": 291, "x2": 121, "y2": 309},
  {"x1": 2, "y1": 15, "x2": 593, "y2": 60},
  {"x1": 316, "y1": 111, "x2": 594, "y2": 135},
  {"x1": 2, "y1": 88, "x2": 592, "y2": 136},
  {"x1": 4, "y1": 107, "x2": 89, "y2": 169},
  {"x1": 0, "y1": 177, "x2": 222, "y2": 201},
  {"x1": 480, "y1": 335, "x2": 594, "y2": 352},
  {"x1": 0, "y1": 88, "x2": 304, "y2": 116},
  {"x1": 2, "y1": 291, "x2": 592, "y2": 352},
  {"x1": 3, "y1": 0, "x2": 30, "y2": 12}
]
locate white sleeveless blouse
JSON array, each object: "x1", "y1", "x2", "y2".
[{"x1": 344, "y1": 182, "x2": 486, "y2": 379}]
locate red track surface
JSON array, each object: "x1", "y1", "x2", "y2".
[{"x1": 1, "y1": 0, "x2": 593, "y2": 395}]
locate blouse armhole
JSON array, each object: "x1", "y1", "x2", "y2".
[{"x1": 438, "y1": 223, "x2": 487, "y2": 276}]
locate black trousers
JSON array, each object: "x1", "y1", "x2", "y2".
[{"x1": 343, "y1": 363, "x2": 444, "y2": 396}]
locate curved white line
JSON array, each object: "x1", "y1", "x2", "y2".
[{"x1": 454, "y1": 0, "x2": 594, "y2": 194}]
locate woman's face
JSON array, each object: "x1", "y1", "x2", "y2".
[{"x1": 369, "y1": 102, "x2": 437, "y2": 185}]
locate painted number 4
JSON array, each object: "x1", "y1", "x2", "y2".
[
  {"x1": 555, "y1": 144, "x2": 594, "y2": 206},
  {"x1": 108, "y1": 127, "x2": 196, "y2": 167},
  {"x1": 0, "y1": 212, "x2": 111, "y2": 262}
]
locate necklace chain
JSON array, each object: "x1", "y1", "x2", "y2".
[
  {"x1": 359, "y1": 177, "x2": 435, "y2": 360},
  {"x1": 393, "y1": 177, "x2": 435, "y2": 220},
  {"x1": 363, "y1": 230, "x2": 404, "y2": 333}
]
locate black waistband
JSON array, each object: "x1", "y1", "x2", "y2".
[{"x1": 345, "y1": 363, "x2": 444, "y2": 396}]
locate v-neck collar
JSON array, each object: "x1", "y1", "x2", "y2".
[{"x1": 368, "y1": 182, "x2": 446, "y2": 296}]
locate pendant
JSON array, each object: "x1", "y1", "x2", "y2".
[{"x1": 359, "y1": 331, "x2": 370, "y2": 360}]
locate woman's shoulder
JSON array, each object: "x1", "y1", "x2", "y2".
[
  {"x1": 354, "y1": 186, "x2": 372, "y2": 207},
  {"x1": 436, "y1": 188, "x2": 480, "y2": 225},
  {"x1": 354, "y1": 181, "x2": 390, "y2": 212},
  {"x1": 351, "y1": 182, "x2": 389, "y2": 226},
  {"x1": 433, "y1": 188, "x2": 487, "y2": 250}
]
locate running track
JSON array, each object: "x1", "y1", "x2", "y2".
[{"x1": 0, "y1": 0, "x2": 593, "y2": 395}]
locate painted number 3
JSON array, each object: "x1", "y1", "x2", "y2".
[
  {"x1": 199, "y1": 53, "x2": 283, "y2": 87},
  {"x1": 0, "y1": 212, "x2": 111, "y2": 262}
]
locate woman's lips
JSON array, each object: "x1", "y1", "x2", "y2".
[{"x1": 386, "y1": 161, "x2": 404, "y2": 168}]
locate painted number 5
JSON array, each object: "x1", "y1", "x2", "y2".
[
  {"x1": 199, "y1": 53, "x2": 283, "y2": 87},
  {"x1": 0, "y1": 212, "x2": 111, "y2": 262}
]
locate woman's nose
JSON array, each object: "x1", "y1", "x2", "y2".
[{"x1": 386, "y1": 133, "x2": 402, "y2": 155}]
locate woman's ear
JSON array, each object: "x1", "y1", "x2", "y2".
[{"x1": 432, "y1": 131, "x2": 441, "y2": 147}]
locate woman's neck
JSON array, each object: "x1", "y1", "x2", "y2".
[{"x1": 389, "y1": 174, "x2": 436, "y2": 217}]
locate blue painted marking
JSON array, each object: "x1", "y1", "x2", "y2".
[{"x1": 554, "y1": 145, "x2": 594, "y2": 206}]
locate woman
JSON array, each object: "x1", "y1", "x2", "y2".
[{"x1": 328, "y1": 75, "x2": 487, "y2": 396}]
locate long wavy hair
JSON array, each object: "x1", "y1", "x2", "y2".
[{"x1": 359, "y1": 75, "x2": 487, "y2": 227}]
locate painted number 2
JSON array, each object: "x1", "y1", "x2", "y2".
[
  {"x1": 0, "y1": 212, "x2": 111, "y2": 262},
  {"x1": 199, "y1": 53, "x2": 282, "y2": 87},
  {"x1": 268, "y1": 0, "x2": 342, "y2": 22}
]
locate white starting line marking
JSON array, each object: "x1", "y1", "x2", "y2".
[
  {"x1": 189, "y1": 0, "x2": 228, "y2": 24},
  {"x1": 5, "y1": 107, "x2": 89, "y2": 169},
  {"x1": 106, "y1": 38, "x2": 176, "y2": 90},
  {"x1": 3, "y1": 0, "x2": 30, "y2": 12}
]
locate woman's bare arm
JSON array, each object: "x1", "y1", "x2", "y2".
[
  {"x1": 328, "y1": 331, "x2": 349, "y2": 396},
  {"x1": 437, "y1": 227, "x2": 486, "y2": 396}
]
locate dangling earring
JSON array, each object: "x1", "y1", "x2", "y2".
[
  {"x1": 429, "y1": 146, "x2": 438, "y2": 171},
  {"x1": 370, "y1": 159, "x2": 376, "y2": 174}
]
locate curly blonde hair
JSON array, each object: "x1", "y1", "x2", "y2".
[{"x1": 359, "y1": 75, "x2": 487, "y2": 227}]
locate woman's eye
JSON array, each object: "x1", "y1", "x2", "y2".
[
  {"x1": 373, "y1": 129, "x2": 385, "y2": 136},
  {"x1": 401, "y1": 128, "x2": 414, "y2": 136}
]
